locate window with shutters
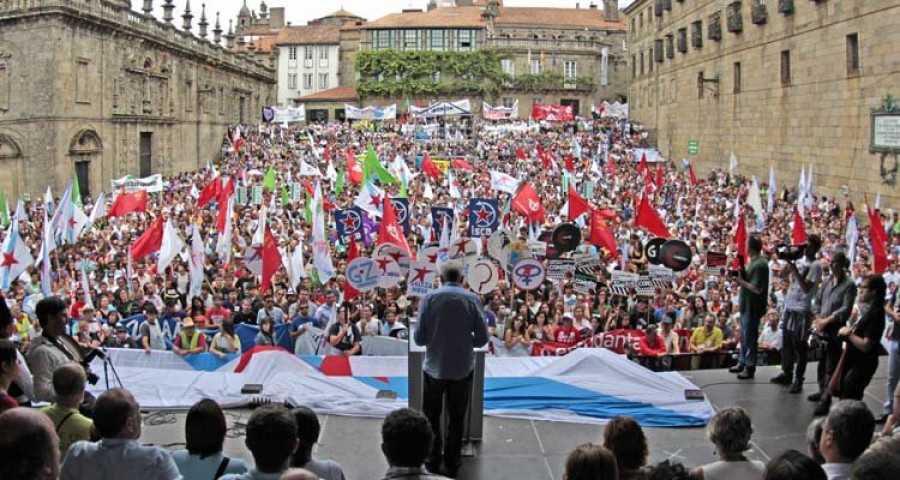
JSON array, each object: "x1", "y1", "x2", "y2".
[
  {"x1": 781, "y1": 49, "x2": 791, "y2": 86},
  {"x1": 727, "y1": 2, "x2": 743, "y2": 33},
  {"x1": 677, "y1": 28, "x2": 687, "y2": 53},
  {"x1": 846, "y1": 33, "x2": 860, "y2": 76},
  {"x1": 665, "y1": 35, "x2": 674, "y2": 59},
  {"x1": 709, "y1": 12, "x2": 722, "y2": 41},
  {"x1": 691, "y1": 21, "x2": 703, "y2": 48}
]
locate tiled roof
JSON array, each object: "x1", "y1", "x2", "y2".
[
  {"x1": 496, "y1": 7, "x2": 626, "y2": 30},
  {"x1": 274, "y1": 25, "x2": 341, "y2": 46},
  {"x1": 238, "y1": 26, "x2": 279, "y2": 36},
  {"x1": 297, "y1": 85, "x2": 358, "y2": 101},
  {"x1": 361, "y1": 6, "x2": 624, "y2": 31},
  {"x1": 323, "y1": 8, "x2": 364, "y2": 19}
]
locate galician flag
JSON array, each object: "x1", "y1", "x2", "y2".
[
  {"x1": 311, "y1": 181, "x2": 335, "y2": 283},
  {"x1": 0, "y1": 221, "x2": 34, "y2": 290},
  {"x1": 189, "y1": 225, "x2": 205, "y2": 300}
]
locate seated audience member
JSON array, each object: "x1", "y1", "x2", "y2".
[
  {"x1": 603, "y1": 416, "x2": 649, "y2": 480},
  {"x1": 763, "y1": 449, "x2": 826, "y2": 480},
  {"x1": 173, "y1": 318, "x2": 207, "y2": 356},
  {"x1": 690, "y1": 314, "x2": 724, "y2": 354},
  {"x1": 0, "y1": 299, "x2": 34, "y2": 405},
  {"x1": 758, "y1": 310, "x2": 782, "y2": 352},
  {"x1": 879, "y1": 382, "x2": 900, "y2": 438},
  {"x1": 221, "y1": 405, "x2": 298, "y2": 480},
  {"x1": 563, "y1": 443, "x2": 618, "y2": 480},
  {"x1": 807, "y1": 417, "x2": 826, "y2": 464},
  {"x1": 659, "y1": 313, "x2": 681, "y2": 354},
  {"x1": 290, "y1": 406, "x2": 345, "y2": 480},
  {"x1": 0, "y1": 407, "x2": 60, "y2": 480},
  {"x1": 105, "y1": 324, "x2": 137, "y2": 349},
  {"x1": 690, "y1": 407, "x2": 765, "y2": 480},
  {"x1": 60, "y1": 388, "x2": 181, "y2": 480},
  {"x1": 210, "y1": 320, "x2": 242, "y2": 358},
  {"x1": 380, "y1": 408, "x2": 449, "y2": 479},
  {"x1": 647, "y1": 460, "x2": 689, "y2": 480},
  {"x1": 0, "y1": 339, "x2": 21, "y2": 413},
  {"x1": 820, "y1": 400, "x2": 876, "y2": 480},
  {"x1": 850, "y1": 437, "x2": 900, "y2": 480},
  {"x1": 638, "y1": 324, "x2": 668, "y2": 356},
  {"x1": 39, "y1": 364, "x2": 93, "y2": 457},
  {"x1": 140, "y1": 304, "x2": 168, "y2": 353},
  {"x1": 173, "y1": 398, "x2": 249, "y2": 479}
]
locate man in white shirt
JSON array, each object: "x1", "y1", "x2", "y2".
[
  {"x1": 820, "y1": 400, "x2": 876, "y2": 480},
  {"x1": 759, "y1": 310, "x2": 783, "y2": 352}
]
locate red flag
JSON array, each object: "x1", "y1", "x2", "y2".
[
  {"x1": 607, "y1": 157, "x2": 617, "y2": 177},
  {"x1": 642, "y1": 168, "x2": 657, "y2": 194},
  {"x1": 634, "y1": 195, "x2": 670, "y2": 238},
  {"x1": 347, "y1": 149, "x2": 362, "y2": 185},
  {"x1": 512, "y1": 182, "x2": 546, "y2": 223},
  {"x1": 130, "y1": 215, "x2": 164, "y2": 260},
  {"x1": 516, "y1": 147, "x2": 527, "y2": 162},
  {"x1": 568, "y1": 185, "x2": 592, "y2": 220},
  {"x1": 343, "y1": 237, "x2": 360, "y2": 301},
  {"x1": 451, "y1": 158, "x2": 474, "y2": 171},
  {"x1": 590, "y1": 211, "x2": 619, "y2": 259},
  {"x1": 108, "y1": 190, "x2": 148, "y2": 218},
  {"x1": 259, "y1": 226, "x2": 281, "y2": 295},
  {"x1": 867, "y1": 202, "x2": 889, "y2": 274},
  {"x1": 422, "y1": 153, "x2": 442, "y2": 180},
  {"x1": 637, "y1": 153, "x2": 648, "y2": 174},
  {"x1": 655, "y1": 163, "x2": 664, "y2": 188},
  {"x1": 792, "y1": 207, "x2": 807, "y2": 246},
  {"x1": 597, "y1": 209, "x2": 618, "y2": 221},
  {"x1": 324, "y1": 147, "x2": 331, "y2": 163},
  {"x1": 734, "y1": 213, "x2": 748, "y2": 263},
  {"x1": 216, "y1": 178, "x2": 235, "y2": 233},
  {"x1": 198, "y1": 179, "x2": 222, "y2": 207},
  {"x1": 565, "y1": 154, "x2": 574, "y2": 172},
  {"x1": 378, "y1": 198, "x2": 412, "y2": 257},
  {"x1": 688, "y1": 163, "x2": 698, "y2": 186}
]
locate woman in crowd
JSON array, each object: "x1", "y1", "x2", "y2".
[
  {"x1": 210, "y1": 320, "x2": 241, "y2": 358},
  {"x1": 0, "y1": 339, "x2": 21, "y2": 414},
  {"x1": 836, "y1": 274, "x2": 887, "y2": 401},
  {"x1": 173, "y1": 398, "x2": 250, "y2": 479},
  {"x1": 763, "y1": 449, "x2": 825, "y2": 480},
  {"x1": 530, "y1": 311, "x2": 553, "y2": 343},
  {"x1": 504, "y1": 314, "x2": 532, "y2": 356},
  {"x1": 690, "y1": 407, "x2": 765, "y2": 480},
  {"x1": 603, "y1": 416, "x2": 649, "y2": 480},
  {"x1": 290, "y1": 406, "x2": 345, "y2": 480}
]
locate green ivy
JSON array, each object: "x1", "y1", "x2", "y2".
[{"x1": 355, "y1": 49, "x2": 593, "y2": 98}]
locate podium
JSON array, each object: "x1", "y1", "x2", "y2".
[{"x1": 409, "y1": 325, "x2": 486, "y2": 445}]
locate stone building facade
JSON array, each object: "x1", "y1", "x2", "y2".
[
  {"x1": 0, "y1": 0, "x2": 275, "y2": 200},
  {"x1": 625, "y1": 0, "x2": 900, "y2": 204},
  {"x1": 343, "y1": 0, "x2": 628, "y2": 117}
]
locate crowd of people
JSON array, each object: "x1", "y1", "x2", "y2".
[{"x1": 0, "y1": 111, "x2": 899, "y2": 477}]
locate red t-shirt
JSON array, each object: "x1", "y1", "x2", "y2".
[
  {"x1": 0, "y1": 392, "x2": 18, "y2": 414},
  {"x1": 639, "y1": 335, "x2": 668, "y2": 356},
  {"x1": 204, "y1": 307, "x2": 231, "y2": 326},
  {"x1": 554, "y1": 326, "x2": 581, "y2": 345}
]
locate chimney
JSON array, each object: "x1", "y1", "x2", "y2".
[
  {"x1": 603, "y1": 0, "x2": 619, "y2": 22},
  {"x1": 589, "y1": 2, "x2": 597, "y2": 9},
  {"x1": 427, "y1": 0, "x2": 437, "y2": 11},
  {"x1": 576, "y1": 2, "x2": 580, "y2": 9}
]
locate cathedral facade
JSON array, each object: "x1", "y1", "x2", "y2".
[{"x1": 0, "y1": 0, "x2": 276, "y2": 200}]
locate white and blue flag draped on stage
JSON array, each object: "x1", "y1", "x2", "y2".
[{"x1": 89, "y1": 347, "x2": 713, "y2": 427}]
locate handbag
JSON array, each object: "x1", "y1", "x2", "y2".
[{"x1": 827, "y1": 346, "x2": 848, "y2": 397}]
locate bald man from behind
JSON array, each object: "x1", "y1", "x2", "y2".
[
  {"x1": 0, "y1": 407, "x2": 61, "y2": 480},
  {"x1": 280, "y1": 468, "x2": 319, "y2": 480}
]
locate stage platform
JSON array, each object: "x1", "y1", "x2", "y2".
[{"x1": 138, "y1": 359, "x2": 889, "y2": 480}]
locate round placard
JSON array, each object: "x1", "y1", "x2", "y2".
[
  {"x1": 468, "y1": 260, "x2": 499, "y2": 294},
  {"x1": 512, "y1": 258, "x2": 546, "y2": 290},
  {"x1": 450, "y1": 238, "x2": 479, "y2": 258},
  {"x1": 373, "y1": 244, "x2": 411, "y2": 272},
  {"x1": 373, "y1": 254, "x2": 403, "y2": 289},
  {"x1": 660, "y1": 240, "x2": 693, "y2": 272},
  {"x1": 488, "y1": 229, "x2": 514, "y2": 264},
  {"x1": 346, "y1": 257, "x2": 379, "y2": 292},
  {"x1": 645, "y1": 237, "x2": 667, "y2": 265},
  {"x1": 552, "y1": 223, "x2": 582, "y2": 253}
]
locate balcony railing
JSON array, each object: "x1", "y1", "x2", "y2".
[
  {"x1": 484, "y1": 37, "x2": 610, "y2": 53},
  {"x1": 778, "y1": 0, "x2": 795, "y2": 14},
  {"x1": 751, "y1": 4, "x2": 768, "y2": 25}
]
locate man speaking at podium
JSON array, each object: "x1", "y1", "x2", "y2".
[{"x1": 414, "y1": 263, "x2": 489, "y2": 477}]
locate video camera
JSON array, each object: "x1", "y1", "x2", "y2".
[
  {"x1": 80, "y1": 348, "x2": 107, "y2": 386},
  {"x1": 776, "y1": 244, "x2": 807, "y2": 262}
]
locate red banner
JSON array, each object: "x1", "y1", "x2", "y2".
[
  {"x1": 531, "y1": 102, "x2": 574, "y2": 122},
  {"x1": 531, "y1": 329, "x2": 647, "y2": 356}
]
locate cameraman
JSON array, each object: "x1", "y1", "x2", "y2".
[{"x1": 770, "y1": 235, "x2": 823, "y2": 394}]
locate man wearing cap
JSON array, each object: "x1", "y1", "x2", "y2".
[
  {"x1": 105, "y1": 325, "x2": 137, "y2": 349},
  {"x1": 173, "y1": 318, "x2": 207, "y2": 356}
]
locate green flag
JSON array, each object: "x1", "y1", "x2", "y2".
[
  {"x1": 0, "y1": 190, "x2": 8, "y2": 228},
  {"x1": 405, "y1": 98, "x2": 411, "y2": 113},
  {"x1": 281, "y1": 185, "x2": 290, "y2": 206},
  {"x1": 335, "y1": 167, "x2": 345, "y2": 196},
  {"x1": 364, "y1": 146, "x2": 398, "y2": 185},
  {"x1": 72, "y1": 176, "x2": 82, "y2": 207},
  {"x1": 304, "y1": 193, "x2": 313, "y2": 223},
  {"x1": 263, "y1": 166, "x2": 277, "y2": 191},
  {"x1": 399, "y1": 181, "x2": 408, "y2": 199}
]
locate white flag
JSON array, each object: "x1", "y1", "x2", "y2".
[
  {"x1": 71, "y1": 204, "x2": 89, "y2": 241},
  {"x1": 283, "y1": 243, "x2": 307, "y2": 289},
  {"x1": 252, "y1": 204, "x2": 267, "y2": 246},
  {"x1": 354, "y1": 182, "x2": 384, "y2": 218},
  {"x1": 312, "y1": 181, "x2": 335, "y2": 284},
  {"x1": 40, "y1": 207, "x2": 54, "y2": 296},
  {"x1": 79, "y1": 263, "x2": 93, "y2": 309},
  {"x1": 216, "y1": 196, "x2": 234, "y2": 266},
  {"x1": 189, "y1": 225, "x2": 205, "y2": 300},
  {"x1": 729, "y1": 151, "x2": 738, "y2": 174},
  {"x1": 0, "y1": 222, "x2": 33, "y2": 290},
  {"x1": 423, "y1": 182, "x2": 434, "y2": 200},
  {"x1": 448, "y1": 169, "x2": 461, "y2": 199},
  {"x1": 876, "y1": 191, "x2": 882, "y2": 210},
  {"x1": 89, "y1": 192, "x2": 107, "y2": 226},
  {"x1": 490, "y1": 170, "x2": 520, "y2": 195},
  {"x1": 747, "y1": 176, "x2": 765, "y2": 221},
  {"x1": 157, "y1": 219, "x2": 186, "y2": 273},
  {"x1": 298, "y1": 161, "x2": 322, "y2": 177},
  {"x1": 845, "y1": 216, "x2": 859, "y2": 264},
  {"x1": 767, "y1": 166, "x2": 776, "y2": 214},
  {"x1": 13, "y1": 199, "x2": 27, "y2": 224},
  {"x1": 806, "y1": 164, "x2": 814, "y2": 197}
]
